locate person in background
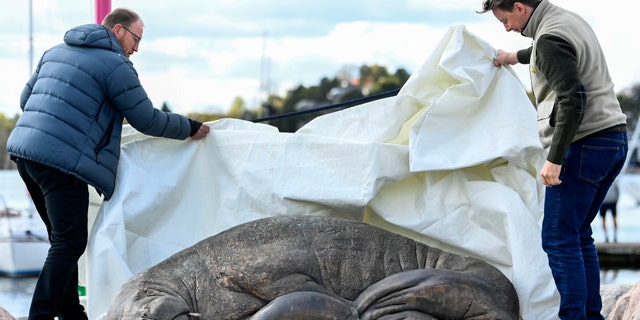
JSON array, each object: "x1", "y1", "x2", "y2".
[
  {"x1": 6, "y1": 8, "x2": 210, "y2": 320},
  {"x1": 479, "y1": 0, "x2": 628, "y2": 319},
  {"x1": 599, "y1": 180, "x2": 619, "y2": 243}
]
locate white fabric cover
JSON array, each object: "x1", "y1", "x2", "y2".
[{"x1": 86, "y1": 25, "x2": 560, "y2": 319}]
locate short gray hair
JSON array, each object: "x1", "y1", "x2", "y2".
[{"x1": 102, "y1": 8, "x2": 144, "y2": 28}]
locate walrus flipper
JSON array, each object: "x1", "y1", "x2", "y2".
[
  {"x1": 249, "y1": 291, "x2": 358, "y2": 320},
  {"x1": 356, "y1": 269, "x2": 519, "y2": 320}
]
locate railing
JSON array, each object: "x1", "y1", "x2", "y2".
[{"x1": 252, "y1": 89, "x2": 400, "y2": 123}]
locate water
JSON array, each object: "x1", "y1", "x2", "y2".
[
  {"x1": 591, "y1": 178, "x2": 640, "y2": 244},
  {"x1": 601, "y1": 269, "x2": 640, "y2": 285},
  {"x1": 0, "y1": 276, "x2": 36, "y2": 318},
  {"x1": 591, "y1": 181, "x2": 640, "y2": 285}
]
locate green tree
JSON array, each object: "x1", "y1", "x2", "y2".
[
  {"x1": 370, "y1": 68, "x2": 410, "y2": 95},
  {"x1": 228, "y1": 97, "x2": 247, "y2": 118},
  {"x1": 266, "y1": 64, "x2": 412, "y2": 132},
  {"x1": 161, "y1": 102, "x2": 172, "y2": 112},
  {"x1": 274, "y1": 85, "x2": 308, "y2": 132},
  {"x1": 0, "y1": 113, "x2": 18, "y2": 169},
  {"x1": 618, "y1": 85, "x2": 640, "y2": 137},
  {"x1": 619, "y1": 85, "x2": 640, "y2": 115},
  {"x1": 318, "y1": 77, "x2": 341, "y2": 99}
]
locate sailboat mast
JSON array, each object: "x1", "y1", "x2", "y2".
[{"x1": 28, "y1": 0, "x2": 33, "y2": 75}]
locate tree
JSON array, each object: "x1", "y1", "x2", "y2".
[
  {"x1": 265, "y1": 64, "x2": 412, "y2": 132},
  {"x1": 0, "y1": 113, "x2": 18, "y2": 169},
  {"x1": 228, "y1": 97, "x2": 247, "y2": 118},
  {"x1": 370, "y1": 68, "x2": 410, "y2": 95},
  {"x1": 274, "y1": 85, "x2": 308, "y2": 132},
  {"x1": 619, "y1": 84, "x2": 640, "y2": 118},
  {"x1": 161, "y1": 102, "x2": 172, "y2": 112}
]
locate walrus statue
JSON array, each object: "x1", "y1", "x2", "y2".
[{"x1": 107, "y1": 215, "x2": 519, "y2": 319}]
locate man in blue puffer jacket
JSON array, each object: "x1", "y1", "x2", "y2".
[{"x1": 6, "y1": 8, "x2": 210, "y2": 320}]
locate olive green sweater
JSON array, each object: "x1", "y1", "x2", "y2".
[{"x1": 516, "y1": 0, "x2": 626, "y2": 164}]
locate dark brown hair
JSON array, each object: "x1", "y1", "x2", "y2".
[{"x1": 478, "y1": 0, "x2": 540, "y2": 13}]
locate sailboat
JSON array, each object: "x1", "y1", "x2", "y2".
[{"x1": 0, "y1": 170, "x2": 49, "y2": 277}]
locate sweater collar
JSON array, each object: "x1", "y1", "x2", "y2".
[{"x1": 521, "y1": 0, "x2": 547, "y2": 39}]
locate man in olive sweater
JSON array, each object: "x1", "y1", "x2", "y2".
[{"x1": 479, "y1": 0, "x2": 627, "y2": 319}]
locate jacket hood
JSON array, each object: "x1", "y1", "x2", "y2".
[{"x1": 64, "y1": 23, "x2": 125, "y2": 55}]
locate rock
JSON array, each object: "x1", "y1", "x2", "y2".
[
  {"x1": 602, "y1": 284, "x2": 633, "y2": 317},
  {"x1": 608, "y1": 282, "x2": 640, "y2": 320},
  {"x1": 0, "y1": 307, "x2": 16, "y2": 320}
]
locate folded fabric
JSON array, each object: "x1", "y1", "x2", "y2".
[{"x1": 87, "y1": 25, "x2": 559, "y2": 319}]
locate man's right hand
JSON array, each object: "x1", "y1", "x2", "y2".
[
  {"x1": 191, "y1": 124, "x2": 210, "y2": 140},
  {"x1": 493, "y1": 49, "x2": 518, "y2": 67}
]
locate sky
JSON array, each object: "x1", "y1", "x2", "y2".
[{"x1": 0, "y1": 0, "x2": 638, "y2": 118}]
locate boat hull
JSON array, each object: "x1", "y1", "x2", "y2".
[{"x1": 0, "y1": 237, "x2": 49, "y2": 277}]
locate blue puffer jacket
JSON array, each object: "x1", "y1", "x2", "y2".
[{"x1": 7, "y1": 24, "x2": 193, "y2": 200}]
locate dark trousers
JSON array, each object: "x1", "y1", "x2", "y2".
[
  {"x1": 599, "y1": 202, "x2": 617, "y2": 217},
  {"x1": 16, "y1": 159, "x2": 89, "y2": 320}
]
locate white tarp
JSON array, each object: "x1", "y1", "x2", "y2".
[{"x1": 86, "y1": 25, "x2": 560, "y2": 319}]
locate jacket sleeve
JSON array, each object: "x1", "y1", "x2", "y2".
[
  {"x1": 20, "y1": 56, "x2": 43, "y2": 111},
  {"x1": 535, "y1": 34, "x2": 584, "y2": 165},
  {"x1": 105, "y1": 60, "x2": 191, "y2": 140},
  {"x1": 516, "y1": 46, "x2": 532, "y2": 64}
]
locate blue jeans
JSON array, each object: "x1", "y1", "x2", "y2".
[
  {"x1": 542, "y1": 131, "x2": 627, "y2": 320},
  {"x1": 16, "y1": 159, "x2": 89, "y2": 320}
]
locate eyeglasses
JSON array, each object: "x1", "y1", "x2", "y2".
[{"x1": 121, "y1": 25, "x2": 142, "y2": 46}]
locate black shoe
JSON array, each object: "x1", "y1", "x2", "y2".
[{"x1": 57, "y1": 313, "x2": 88, "y2": 320}]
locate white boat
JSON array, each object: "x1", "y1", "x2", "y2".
[
  {"x1": 617, "y1": 173, "x2": 640, "y2": 206},
  {"x1": 0, "y1": 170, "x2": 49, "y2": 277}
]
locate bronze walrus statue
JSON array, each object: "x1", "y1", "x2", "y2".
[{"x1": 107, "y1": 215, "x2": 519, "y2": 319}]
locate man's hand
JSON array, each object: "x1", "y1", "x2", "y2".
[
  {"x1": 541, "y1": 161, "x2": 562, "y2": 187},
  {"x1": 191, "y1": 124, "x2": 210, "y2": 140},
  {"x1": 493, "y1": 49, "x2": 518, "y2": 67}
]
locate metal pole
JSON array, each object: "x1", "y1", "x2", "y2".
[
  {"x1": 95, "y1": 0, "x2": 111, "y2": 24},
  {"x1": 28, "y1": 0, "x2": 33, "y2": 75}
]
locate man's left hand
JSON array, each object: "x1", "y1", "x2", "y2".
[{"x1": 541, "y1": 161, "x2": 562, "y2": 187}]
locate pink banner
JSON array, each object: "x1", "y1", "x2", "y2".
[{"x1": 95, "y1": 0, "x2": 111, "y2": 24}]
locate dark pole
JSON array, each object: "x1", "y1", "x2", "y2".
[{"x1": 252, "y1": 89, "x2": 400, "y2": 123}]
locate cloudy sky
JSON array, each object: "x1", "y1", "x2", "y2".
[{"x1": 0, "y1": 0, "x2": 637, "y2": 117}]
